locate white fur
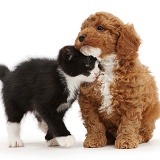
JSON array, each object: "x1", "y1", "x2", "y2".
[
  {"x1": 56, "y1": 68, "x2": 82, "y2": 112},
  {"x1": 98, "y1": 54, "x2": 118, "y2": 114},
  {"x1": 80, "y1": 45, "x2": 101, "y2": 58},
  {"x1": 79, "y1": 45, "x2": 117, "y2": 114},
  {"x1": 47, "y1": 138, "x2": 58, "y2": 146},
  {"x1": 7, "y1": 122, "x2": 24, "y2": 147},
  {"x1": 55, "y1": 135, "x2": 75, "y2": 147},
  {"x1": 57, "y1": 63, "x2": 99, "y2": 112}
]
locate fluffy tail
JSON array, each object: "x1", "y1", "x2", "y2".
[{"x1": 0, "y1": 65, "x2": 10, "y2": 82}]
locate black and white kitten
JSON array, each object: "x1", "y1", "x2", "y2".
[{"x1": 0, "y1": 46, "x2": 100, "y2": 148}]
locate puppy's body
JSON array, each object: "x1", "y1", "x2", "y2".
[
  {"x1": 75, "y1": 12, "x2": 160, "y2": 149},
  {"x1": 0, "y1": 46, "x2": 99, "y2": 147}
]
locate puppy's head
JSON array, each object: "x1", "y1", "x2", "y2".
[{"x1": 75, "y1": 12, "x2": 141, "y2": 60}]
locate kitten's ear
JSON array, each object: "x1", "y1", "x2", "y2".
[{"x1": 64, "y1": 48, "x2": 73, "y2": 61}]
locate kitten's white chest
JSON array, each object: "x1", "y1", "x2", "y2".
[
  {"x1": 98, "y1": 54, "x2": 117, "y2": 114},
  {"x1": 56, "y1": 89, "x2": 77, "y2": 112},
  {"x1": 56, "y1": 71, "x2": 79, "y2": 112}
]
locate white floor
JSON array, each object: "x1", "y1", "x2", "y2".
[{"x1": 0, "y1": 102, "x2": 160, "y2": 160}]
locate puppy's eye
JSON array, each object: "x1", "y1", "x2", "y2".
[
  {"x1": 98, "y1": 63, "x2": 102, "y2": 70},
  {"x1": 97, "y1": 26, "x2": 104, "y2": 31}
]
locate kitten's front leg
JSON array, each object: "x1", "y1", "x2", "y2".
[
  {"x1": 39, "y1": 120, "x2": 75, "y2": 147},
  {"x1": 45, "y1": 132, "x2": 59, "y2": 146},
  {"x1": 45, "y1": 131, "x2": 59, "y2": 147},
  {"x1": 39, "y1": 109, "x2": 75, "y2": 147},
  {"x1": 45, "y1": 128, "x2": 75, "y2": 148}
]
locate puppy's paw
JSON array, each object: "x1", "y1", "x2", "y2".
[
  {"x1": 84, "y1": 136, "x2": 107, "y2": 148},
  {"x1": 8, "y1": 137, "x2": 24, "y2": 148},
  {"x1": 47, "y1": 138, "x2": 58, "y2": 147},
  {"x1": 55, "y1": 135, "x2": 75, "y2": 147},
  {"x1": 115, "y1": 137, "x2": 139, "y2": 149}
]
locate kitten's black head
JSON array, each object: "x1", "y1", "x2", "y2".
[{"x1": 57, "y1": 45, "x2": 98, "y2": 77}]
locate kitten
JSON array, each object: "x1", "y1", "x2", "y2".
[{"x1": 0, "y1": 45, "x2": 100, "y2": 148}]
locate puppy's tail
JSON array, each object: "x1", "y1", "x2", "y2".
[{"x1": 0, "y1": 65, "x2": 10, "y2": 82}]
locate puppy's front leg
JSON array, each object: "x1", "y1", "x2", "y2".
[
  {"x1": 115, "y1": 108, "x2": 142, "y2": 149},
  {"x1": 79, "y1": 94, "x2": 107, "y2": 148}
]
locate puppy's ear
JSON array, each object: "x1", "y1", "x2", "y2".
[{"x1": 116, "y1": 24, "x2": 141, "y2": 55}]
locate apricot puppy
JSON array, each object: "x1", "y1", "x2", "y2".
[{"x1": 75, "y1": 12, "x2": 160, "y2": 149}]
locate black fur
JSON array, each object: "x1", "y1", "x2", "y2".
[
  {"x1": 0, "y1": 65, "x2": 10, "y2": 82},
  {"x1": 0, "y1": 45, "x2": 98, "y2": 143}
]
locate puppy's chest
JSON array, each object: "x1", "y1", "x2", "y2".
[{"x1": 98, "y1": 54, "x2": 118, "y2": 115}]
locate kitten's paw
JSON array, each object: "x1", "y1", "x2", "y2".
[
  {"x1": 55, "y1": 135, "x2": 75, "y2": 147},
  {"x1": 8, "y1": 137, "x2": 24, "y2": 148},
  {"x1": 47, "y1": 138, "x2": 58, "y2": 147}
]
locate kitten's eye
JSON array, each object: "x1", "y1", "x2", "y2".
[{"x1": 97, "y1": 26, "x2": 104, "y2": 31}]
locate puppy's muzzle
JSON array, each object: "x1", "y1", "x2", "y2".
[{"x1": 79, "y1": 34, "x2": 87, "y2": 42}]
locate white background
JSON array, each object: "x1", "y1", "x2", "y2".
[{"x1": 0, "y1": 0, "x2": 160, "y2": 160}]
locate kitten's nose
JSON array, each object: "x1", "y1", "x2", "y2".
[{"x1": 79, "y1": 34, "x2": 87, "y2": 42}]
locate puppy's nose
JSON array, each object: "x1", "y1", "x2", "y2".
[{"x1": 79, "y1": 34, "x2": 87, "y2": 42}]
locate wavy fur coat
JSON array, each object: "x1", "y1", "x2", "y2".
[{"x1": 74, "y1": 12, "x2": 160, "y2": 149}]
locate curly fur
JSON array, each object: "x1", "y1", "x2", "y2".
[{"x1": 74, "y1": 12, "x2": 160, "y2": 149}]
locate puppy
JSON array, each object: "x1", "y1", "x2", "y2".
[{"x1": 75, "y1": 12, "x2": 160, "y2": 149}]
